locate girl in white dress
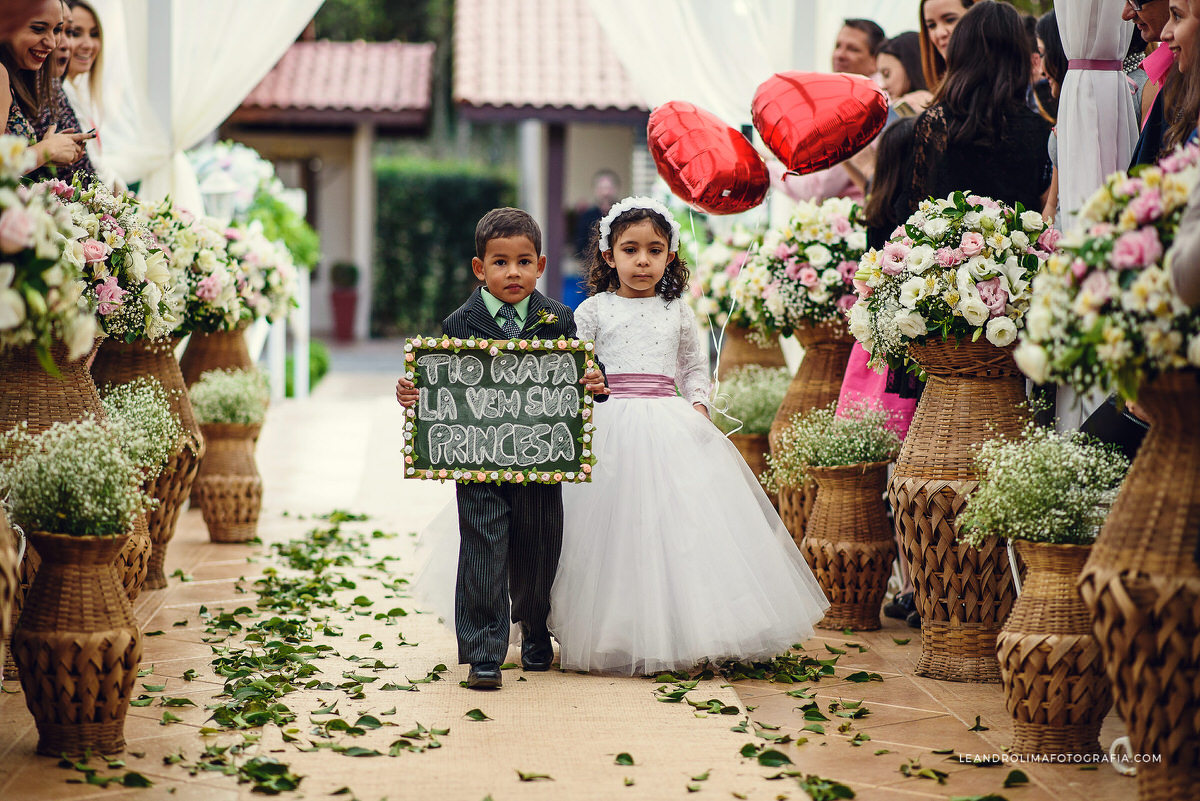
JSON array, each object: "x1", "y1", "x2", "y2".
[{"x1": 549, "y1": 197, "x2": 828, "y2": 675}]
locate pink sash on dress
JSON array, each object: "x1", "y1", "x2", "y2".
[{"x1": 606, "y1": 373, "x2": 677, "y2": 399}]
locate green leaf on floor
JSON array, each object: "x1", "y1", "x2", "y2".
[
  {"x1": 130, "y1": 695, "x2": 154, "y2": 707},
  {"x1": 1080, "y1": 765, "x2": 1098, "y2": 771},
  {"x1": 968, "y1": 715, "x2": 989, "y2": 731},
  {"x1": 161, "y1": 697, "x2": 197, "y2": 707},
  {"x1": 892, "y1": 637, "x2": 911, "y2": 645},
  {"x1": 334, "y1": 746, "x2": 381, "y2": 757},
  {"x1": 795, "y1": 774, "x2": 855, "y2": 800},
  {"x1": 354, "y1": 714, "x2": 383, "y2": 730},
  {"x1": 786, "y1": 688, "x2": 815, "y2": 699},
  {"x1": 802, "y1": 723, "x2": 825, "y2": 734},
  {"x1": 732, "y1": 793, "x2": 748, "y2": 800},
  {"x1": 160, "y1": 711, "x2": 182, "y2": 725},
  {"x1": 624, "y1": 777, "x2": 634, "y2": 786},
  {"x1": 824, "y1": 644, "x2": 847, "y2": 655},
  {"x1": 842, "y1": 628, "x2": 856, "y2": 636},
  {"x1": 516, "y1": 770, "x2": 553, "y2": 782},
  {"x1": 517, "y1": 676, "x2": 527, "y2": 682},
  {"x1": 849, "y1": 732, "x2": 871, "y2": 747},
  {"x1": 313, "y1": 702, "x2": 339, "y2": 715},
  {"x1": 948, "y1": 796, "x2": 1009, "y2": 801},
  {"x1": 843, "y1": 671, "x2": 883, "y2": 683},
  {"x1": 686, "y1": 783, "x2": 701, "y2": 792},
  {"x1": 465, "y1": 708, "x2": 491, "y2": 721},
  {"x1": 874, "y1": 749, "x2": 891, "y2": 756},
  {"x1": 932, "y1": 747, "x2": 955, "y2": 754},
  {"x1": 379, "y1": 707, "x2": 396, "y2": 716},
  {"x1": 900, "y1": 758, "x2": 948, "y2": 784},
  {"x1": 137, "y1": 665, "x2": 154, "y2": 677},
  {"x1": 120, "y1": 771, "x2": 153, "y2": 788},
  {"x1": 692, "y1": 770, "x2": 710, "y2": 781},
  {"x1": 799, "y1": 702, "x2": 829, "y2": 721},
  {"x1": 500, "y1": 662, "x2": 520, "y2": 670},
  {"x1": 1003, "y1": 769, "x2": 1029, "y2": 788},
  {"x1": 169, "y1": 569, "x2": 193, "y2": 582},
  {"x1": 181, "y1": 669, "x2": 198, "y2": 681},
  {"x1": 142, "y1": 683, "x2": 165, "y2": 692},
  {"x1": 730, "y1": 719, "x2": 749, "y2": 733},
  {"x1": 756, "y1": 721, "x2": 781, "y2": 730},
  {"x1": 380, "y1": 682, "x2": 416, "y2": 691},
  {"x1": 757, "y1": 749, "x2": 792, "y2": 768}
]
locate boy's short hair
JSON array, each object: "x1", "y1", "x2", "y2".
[{"x1": 475, "y1": 208, "x2": 543, "y2": 259}]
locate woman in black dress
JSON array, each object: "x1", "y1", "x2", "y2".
[{"x1": 905, "y1": 0, "x2": 1052, "y2": 216}]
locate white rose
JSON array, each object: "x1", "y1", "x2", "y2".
[
  {"x1": 963, "y1": 210, "x2": 982, "y2": 227},
  {"x1": 197, "y1": 249, "x2": 218, "y2": 273},
  {"x1": 65, "y1": 313, "x2": 97, "y2": 360},
  {"x1": 765, "y1": 291, "x2": 786, "y2": 319},
  {"x1": 899, "y1": 276, "x2": 928, "y2": 309},
  {"x1": 1021, "y1": 210, "x2": 1045, "y2": 232},
  {"x1": 922, "y1": 217, "x2": 949, "y2": 238},
  {"x1": 985, "y1": 316, "x2": 1017, "y2": 347},
  {"x1": 1010, "y1": 230, "x2": 1030, "y2": 249},
  {"x1": 805, "y1": 244, "x2": 832, "y2": 267},
  {"x1": 143, "y1": 281, "x2": 162, "y2": 310},
  {"x1": 820, "y1": 267, "x2": 840, "y2": 285},
  {"x1": 894, "y1": 309, "x2": 928, "y2": 339},
  {"x1": 905, "y1": 245, "x2": 936, "y2": 274},
  {"x1": 959, "y1": 296, "x2": 990, "y2": 326},
  {"x1": 0, "y1": 287, "x2": 24, "y2": 329},
  {"x1": 848, "y1": 302, "x2": 872, "y2": 341},
  {"x1": 1014, "y1": 341, "x2": 1050, "y2": 383},
  {"x1": 847, "y1": 231, "x2": 867, "y2": 252},
  {"x1": 1025, "y1": 305, "x2": 1053, "y2": 341},
  {"x1": 1189, "y1": 334, "x2": 1200, "y2": 368}
]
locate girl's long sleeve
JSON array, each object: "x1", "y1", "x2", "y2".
[{"x1": 675, "y1": 301, "x2": 711, "y2": 407}]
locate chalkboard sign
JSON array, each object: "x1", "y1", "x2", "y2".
[{"x1": 401, "y1": 335, "x2": 596, "y2": 484}]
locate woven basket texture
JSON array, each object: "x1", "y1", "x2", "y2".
[
  {"x1": 720, "y1": 325, "x2": 787, "y2": 372},
  {"x1": 117, "y1": 516, "x2": 151, "y2": 602},
  {"x1": 891, "y1": 337, "x2": 1025, "y2": 683},
  {"x1": 768, "y1": 320, "x2": 854, "y2": 453},
  {"x1": 997, "y1": 541, "x2": 1111, "y2": 756},
  {"x1": 91, "y1": 337, "x2": 204, "y2": 590},
  {"x1": 801, "y1": 461, "x2": 894, "y2": 631},
  {"x1": 196, "y1": 423, "x2": 262, "y2": 543},
  {"x1": 1078, "y1": 370, "x2": 1200, "y2": 799},
  {"x1": 0, "y1": 509, "x2": 15, "y2": 677},
  {"x1": 0, "y1": 340, "x2": 104, "y2": 679},
  {"x1": 777, "y1": 481, "x2": 814, "y2": 548},
  {"x1": 12, "y1": 531, "x2": 143, "y2": 756},
  {"x1": 179, "y1": 326, "x2": 252, "y2": 387}
]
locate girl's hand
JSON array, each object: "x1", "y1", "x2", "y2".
[
  {"x1": 693, "y1": 402, "x2": 710, "y2": 420},
  {"x1": 580, "y1": 368, "x2": 609, "y2": 396},
  {"x1": 395, "y1": 376, "x2": 418, "y2": 408},
  {"x1": 36, "y1": 124, "x2": 87, "y2": 167}
]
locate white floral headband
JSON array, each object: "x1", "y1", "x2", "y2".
[{"x1": 597, "y1": 196, "x2": 681, "y2": 253}]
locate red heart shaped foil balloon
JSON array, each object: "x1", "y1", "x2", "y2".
[
  {"x1": 646, "y1": 100, "x2": 769, "y2": 215},
  {"x1": 752, "y1": 72, "x2": 888, "y2": 175}
]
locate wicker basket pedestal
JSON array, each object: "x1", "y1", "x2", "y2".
[
  {"x1": 891, "y1": 338, "x2": 1025, "y2": 683},
  {"x1": 91, "y1": 338, "x2": 204, "y2": 590},
  {"x1": 11, "y1": 531, "x2": 143, "y2": 756},
  {"x1": 1078, "y1": 371, "x2": 1200, "y2": 801},
  {"x1": 998, "y1": 541, "x2": 1111, "y2": 756},
  {"x1": 0, "y1": 509, "x2": 15, "y2": 679},
  {"x1": 720, "y1": 325, "x2": 788, "y2": 373},
  {"x1": 801, "y1": 461, "x2": 894, "y2": 630},
  {"x1": 117, "y1": 517, "x2": 152, "y2": 602},
  {"x1": 195, "y1": 423, "x2": 263, "y2": 543},
  {"x1": 179, "y1": 326, "x2": 252, "y2": 387}
]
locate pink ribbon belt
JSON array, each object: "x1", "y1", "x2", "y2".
[
  {"x1": 606, "y1": 373, "x2": 677, "y2": 399},
  {"x1": 1067, "y1": 59, "x2": 1123, "y2": 71}
]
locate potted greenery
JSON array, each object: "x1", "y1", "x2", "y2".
[
  {"x1": 100, "y1": 378, "x2": 183, "y2": 601},
  {"x1": 329, "y1": 261, "x2": 359, "y2": 342},
  {"x1": 0, "y1": 417, "x2": 151, "y2": 755},
  {"x1": 764, "y1": 402, "x2": 900, "y2": 630},
  {"x1": 959, "y1": 423, "x2": 1126, "y2": 756},
  {"x1": 190, "y1": 369, "x2": 269, "y2": 542},
  {"x1": 712, "y1": 365, "x2": 790, "y2": 500}
]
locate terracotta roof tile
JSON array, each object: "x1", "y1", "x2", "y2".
[
  {"x1": 454, "y1": 0, "x2": 646, "y2": 112},
  {"x1": 242, "y1": 40, "x2": 435, "y2": 114}
]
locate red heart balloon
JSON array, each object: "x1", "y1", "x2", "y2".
[
  {"x1": 646, "y1": 100, "x2": 769, "y2": 215},
  {"x1": 752, "y1": 72, "x2": 888, "y2": 176}
]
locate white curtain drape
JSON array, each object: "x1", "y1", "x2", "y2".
[
  {"x1": 1056, "y1": 0, "x2": 1139, "y2": 231},
  {"x1": 91, "y1": 0, "x2": 323, "y2": 212},
  {"x1": 585, "y1": 0, "x2": 919, "y2": 128}
]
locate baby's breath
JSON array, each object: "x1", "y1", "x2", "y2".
[
  {"x1": 0, "y1": 417, "x2": 153, "y2": 537},
  {"x1": 959, "y1": 423, "x2": 1128, "y2": 547},
  {"x1": 763, "y1": 402, "x2": 900, "y2": 491},
  {"x1": 711, "y1": 365, "x2": 790, "y2": 436},
  {"x1": 101, "y1": 377, "x2": 183, "y2": 480},
  {"x1": 190, "y1": 368, "x2": 269, "y2": 425}
]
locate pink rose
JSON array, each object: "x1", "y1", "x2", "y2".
[
  {"x1": 890, "y1": 224, "x2": 906, "y2": 239},
  {"x1": 726, "y1": 253, "x2": 748, "y2": 277},
  {"x1": 1110, "y1": 227, "x2": 1163, "y2": 270},
  {"x1": 836, "y1": 294, "x2": 857, "y2": 312},
  {"x1": 1071, "y1": 259, "x2": 1090, "y2": 280},
  {"x1": 1127, "y1": 190, "x2": 1163, "y2": 225},
  {"x1": 960, "y1": 232, "x2": 985, "y2": 258},
  {"x1": 830, "y1": 215, "x2": 852, "y2": 236},
  {"x1": 852, "y1": 278, "x2": 873, "y2": 299},
  {"x1": 0, "y1": 206, "x2": 35, "y2": 253},
  {"x1": 934, "y1": 247, "x2": 959, "y2": 268},
  {"x1": 880, "y1": 242, "x2": 910, "y2": 275},
  {"x1": 784, "y1": 258, "x2": 805, "y2": 280},
  {"x1": 836, "y1": 260, "x2": 858, "y2": 283},
  {"x1": 82, "y1": 238, "x2": 110, "y2": 263},
  {"x1": 1037, "y1": 228, "x2": 1061, "y2": 252},
  {"x1": 224, "y1": 227, "x2": 244, "y2": 241},
  {"x1": 797, "y1": 266, "x2": 819, "y2": 287},
  {"x1": 99, "y1": 214, "x2": 125, "y2": 237},
  {"x1": 196, "y1": 274, "x2": 222, "y2": 301},
  {"x1": 1089, "y1": 223, "x2": 1116, "y2": 238},
  {"x1": 1158, "y1": 153, "x2": 1186, "y2": 174},
  {"x1": 1080, "y1": 271, "x2": 1112, "y2": 304},
  {"x1": 773, "y1": 243, "x2": 793, "y2": 260},
  {"x1": 976, "y1": 277, "x2": 1008, "y2": 317},
  {"x1": 1114, "y1": 177, "x2": 1143, "y2": 197},
  {"x1": 967, "y1": 195, "x2": 1000, "y2": 211},
  {"x1": 94, "y1": 275, "x2": 127, "y2": 315}
]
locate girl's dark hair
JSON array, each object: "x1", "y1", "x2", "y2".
[
  {"x1": 863, "y1": 117, "x2": 917, "y2": 233},
  {"x1": 584, "y1": 206, "x2": 690, "y2": 301},
  {"x1": 919, "y1": 0, "x2": 975, "y2": 89},
  {"x1": 1035, "y1": 10, "x2": 1067, "y2": 91},
  {"x1": 1162, "y1": 71, "x2": 1200, "y2": 155},
  {"x1": 879, "y1": 32, "x2": 927, "y2": 95},
  {"x1": 935, "y1": 0, "x2": 1032, "y2": 146}
]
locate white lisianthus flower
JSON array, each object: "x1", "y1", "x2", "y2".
[
  {"x1": 145, "y1": 250, "x2": 170, "y2": 285},
  {"x1": 847, "y1": 301, "x2": 871, "y2": 339},
  {"x1": 1188, "y1": 334, "x2": 1200, "y2": 368},
  {"x1": 922, "y1": 217, "x2": 949, "y2": 238},
  {"x1": 1020, "y1": 210, "x2": 1045, "y2": 232},
  {"x1": 197, "y1": 249, "x2": 218, "y2": 273},
  {"x1": 985, "y1": 316, "x2": 1017, "y2": 347},
  {"x1": 820, "y1": 267, "x2": 840, "y2": 285},
  {"x1": 899, "y1": 276, "x2": 928, "y2": 309},
  {"x1": 894, "y1": 309, "x2": 928, "y2": 339},
  {"x1": 765, "y1": 290, "x2": 786, "y2": 319},
  {"x1": 1014, "y1": 341, "x2": 1050, "y2": 383},
  {"x1": 0, "y1": 264, "x2": 25, "y2": 330},
  {"x1": 1024, "y1": 305, "x2": 1053, "y2": 340},
  {"x1": 42, "y1": 264, "x2": 64, "y2": 287},
  {"x1": 804, "y1": 244, "x2": 832, "y2": 267},
  {"x1": 65, "y1": 312, "x2": 97, "y2": 360},
  {"x1": 143, "y1": 281, "x2": 162, "y2": 311},
  {"x1": 847, "y1": 231, "x2": 867, "y2": 251},
  {"x1": 963, "y1": 210, "x2": 982, "y2": 227},
  {"x1": 959, "y1": 296, "x2": 990, "y2": 326},
  {"x1": 905, "y1": 244, "x2": 936, "y2": 274},
  {"x1": 127, "y1": 250, "x2": 148, "y2": 283}
]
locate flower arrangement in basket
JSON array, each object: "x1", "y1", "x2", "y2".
[
  {"x1": 687, "y1": 225, "x2": 762, "y2": 328},
  {"x1": 100, "y1": 377, "x2": 184, "y2": 484},
  {"x1": 144, "y1": 200, "x2": 240, "y2": 334},
  {"x1": 0, "y1": 136, "x2": 96, "y2": 364},
  {"x1": 223, "y1": 220, "x2": 298, "y2": 323},
  {"x1": 46, "y1": 179, "x2": 181, "y2": 342},
  {"x1": 763, "y1": 402, "x2": 899, "y2": 492},
  {"x1": 1014, "y1": 144, "x2": 1200, "y2": 399},
  {"x1": 733, "y1": 196, "x2": 866, "y2": 340},
  {"x1": 712, "y1": 365, "x2": 791, "y2": 437},
  {"x1": 849, "y1": 192, "x2": 1054, "y2": 371},
  {"x1": 190, "y1": 368, "x2": 269, "y2": 426}
]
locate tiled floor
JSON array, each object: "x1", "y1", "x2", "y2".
[{"x1": 0, "y1": 356, "x2": 1142, "y2": 800}]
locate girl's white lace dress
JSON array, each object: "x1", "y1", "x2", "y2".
[{"x1": 549, "y1": 292, "x2": 828, "y2": 675}]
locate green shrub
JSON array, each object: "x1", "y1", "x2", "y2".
[
  {"x1": 285, "y1": 339, "x2": 331, "y2": 397},
  {"x1": 711, "y1": 365, "x2": 791, "y2": 435},
  {"x1": 373, "y1": 158, "x2": 516, "y2": 336},
  {"x1": 247, "y1": 188, "x2": 321, "y2": 270}
]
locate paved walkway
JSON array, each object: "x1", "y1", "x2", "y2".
[{"x1": 0, "y1": 342, "x2": 1138, "y2": 800}]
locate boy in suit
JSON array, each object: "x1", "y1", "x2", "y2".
[{"x1": 396, "y1": 208, "x2": 607, "y2": 689}]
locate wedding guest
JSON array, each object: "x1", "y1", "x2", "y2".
[
  {"x1": 878, "y1": 32, "x2": 933, "y2": 116},
  {"x1": 32, "y1": 0, "x2": 95, "y2": 186},
  {"x1": 1160, "y1": 0, "x2": 1200, "y2": 147},
  {"x1": 1, "y1": 0, "x2": 89, "y2": 173},
  {"x1": 920, "y1": 0, "x2": 974, "y2": 88},
  {"x1": 906, "y1": 1, "x2": 1051, "y2": 216},
  {"x1": 1036, "y1": 10, "x2": 1068, "y2": 219},
  {"x1": 1126, "y1": 0, "x2": 1178, "y2": 164},
  {"x1": 833, "y1": 18, "x2": 885, "y2": 76},
  {"x1": 64, "y1": 0, "x2": 115, "y2": 187}
]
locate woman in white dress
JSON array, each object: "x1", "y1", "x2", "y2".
[{"x1": 549, "y1": 197, "x2": 828, "y2": 675}]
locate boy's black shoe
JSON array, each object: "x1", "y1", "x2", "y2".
[
  {"x1": 883, "y1": 591, "x2": 915, "y2": 620},
  {"x1": 467, "y1": 661, "x2": 502, "y2": 689},
  {"x1": 905, "y1": 609, "x2": 921, "y2": 629},
  {"x1": 521, "y1": 627, "x2": 554, "y2": 671}
]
